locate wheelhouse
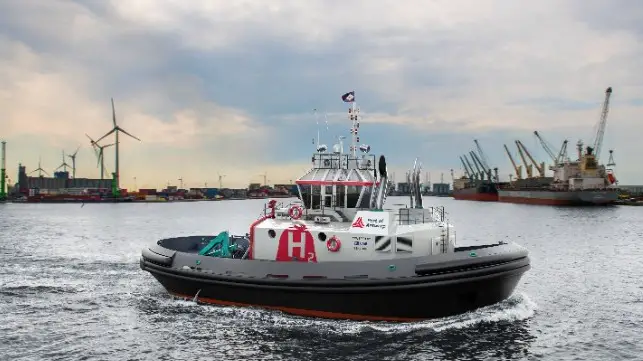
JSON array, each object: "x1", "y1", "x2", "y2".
[{"x1": 296, "y1": 153, "x2": 377, "y2": 210}]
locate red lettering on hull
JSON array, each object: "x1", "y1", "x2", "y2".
[{"x1": 275, "y1": 224, "x2": 317, "y2": 262}]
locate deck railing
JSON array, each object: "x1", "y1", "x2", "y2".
[
  {"x1": 260, "y1": 201, "x2": 448, "y2": 226},
  {"x1": 312, "y1": 153, "x2": 376, "y2": 170},
  {"x1": 397, "y1": 206, "x2": 446, "y2": 225}
]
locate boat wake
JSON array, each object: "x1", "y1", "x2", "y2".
[
  {"x1": 157, "y1": 291, "x2": 536, "y2": 335},
  {"x1": 354, "y1": 292, "x2": 537, "y2": 334}
]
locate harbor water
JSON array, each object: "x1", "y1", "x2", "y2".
[{"x1": 1, "y1": 196, "x2": 641, "y2": 360}]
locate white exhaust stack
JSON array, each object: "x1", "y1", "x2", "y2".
[
  {"x1": 369, "y1": 173, "x2": 378, "y2": 209},
  {"x1": 375, "y1": 155, "x2": 389, "y2": 209},
  {"x1": 409, "y1": 158, "x2": 421, "y2": 208},
  {"x1": 414, "y1": 162, "x2": 423, "y2": 208},
  {"x1": 406, "y1": 170, "x2": 414, "y2": 208}
]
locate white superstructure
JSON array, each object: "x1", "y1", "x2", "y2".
[{"x1": 249, "y1": 97, "x2": 456, "y2": 263}]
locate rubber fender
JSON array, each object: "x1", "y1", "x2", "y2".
[
  {"x1": 142, "y1": 247, "x2": 173, "y2": 266},
  {"x1": 149, "y1": 244, "x2": 177, "y2": 258},
  {"x1": 415, "y1": 249, "x2": 529, "y2": 275}
]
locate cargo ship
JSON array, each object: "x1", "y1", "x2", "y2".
[
  {"x1": 498, "y1": 144, "x2": 619, "y2": 206},
  {"x1": 452, "y1": 179, "x2": 499, "y2": 202},
  {"x1": 452, "y1": 143, "x2": 507, "y2": 202},
  {"x1": 499, "y1": 88, "x2": 618, "y2": 206},
  {"x1": 497, "y1": 188, "x2": 617, "y2": 205}
]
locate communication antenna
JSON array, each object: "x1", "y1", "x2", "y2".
[{"x1": 313, "y1": 109, "x2": 329, "y2": 153}]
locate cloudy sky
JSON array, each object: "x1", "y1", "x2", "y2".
[{"x1": 1, "y1": 0, "x2": 642, "y2": 189}]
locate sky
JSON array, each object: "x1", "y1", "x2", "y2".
[{"x1": 1, "y1": 0, "x2": 642, "y2": 189}]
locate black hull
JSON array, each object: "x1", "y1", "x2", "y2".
[{"x1": 141, "y1": 257, "x2": 529, "y2": 321}]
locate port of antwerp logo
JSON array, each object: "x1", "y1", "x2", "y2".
[{"x1": 351, "y1": 217, "x2": 365, "y2": 228}]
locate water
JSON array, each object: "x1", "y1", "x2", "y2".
[{"x1": 1, "y1": 197, "x2": 641, "y2": 360}]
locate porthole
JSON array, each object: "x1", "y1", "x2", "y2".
[
  {"x1": 268, "y1": 229, "x2": 276, "y2": 238},
  {"x1": 318, "y1": 232, "x2": 327, "y2": 242}
]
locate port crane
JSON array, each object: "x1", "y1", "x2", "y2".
[
  {"x1": 514, "y1": 141, "x2": 533, "y2": 178},
  {"x1": 606, "y1": 149, "x2": 616, "y2": 167},
  {"x1": 605, "y1": 149, "x2": 618, "y2": 185},
  {"x1": 515, "y1": 140, "x2": 545, "y2": 177},
  {"x1": 459, "y1": 155, "x2": 473, "y2": 180},
  {"x1": 473, "y1": 139, "x2": 497, "y2": 181},
  {"x1": 591, "y1": 87, "x2": 613, "y2": 162},
  {"x1": 463, "y1": 155, "x2": 478, "y2": 181},
  {"x1": 469, "y1": 151, "x2": 487, "y2": 180},
  {"x1": 503, "y1": 144, "x2": 523, "y2": 180},
  {"x1": 533, "y1": 131, "x2": 569, "y2": 169}
]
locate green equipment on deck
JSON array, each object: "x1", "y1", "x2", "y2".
[{"x1": 198, "y1": 231, "x2": 238, "y2": 258}]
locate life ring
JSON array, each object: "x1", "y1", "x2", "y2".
[
  {"x1": 288, "y1": 205, "x2": 303, "y2": 220},
  {"x1": 327, "y1": 236, "x2": 341, "y2": 252}
]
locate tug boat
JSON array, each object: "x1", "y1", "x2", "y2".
[{"x1": 140, "y1": 97, "x2": 531, "y2": 321}]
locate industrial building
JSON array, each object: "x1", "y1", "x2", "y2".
[
  {"x1": 432, "y1": 182, "x2": 451, "y2": 196},
  {"x1": 16, "y1": 164, "x2": 112, "y2": 195}
]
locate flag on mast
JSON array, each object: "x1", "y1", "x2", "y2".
[{"x1": 341, "y1": 91, "x2": 355, "y2": 103}]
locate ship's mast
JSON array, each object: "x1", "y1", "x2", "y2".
[{"x1": 349, "y1": 102, "x2": 360, "y2": 157}]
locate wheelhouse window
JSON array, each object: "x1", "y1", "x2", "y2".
[
  {"x1": 346, "y1": 185, "x2": 368, "y2": 208},
  {"x1": 300, "y1": 185, "x2": 323, "y2": 209},
  {"x1": 336, "y1": 185, "x2": 346, "y2": 207}
]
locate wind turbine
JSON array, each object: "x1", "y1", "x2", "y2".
[
  {"x1": 94, "y1": 98, "x2": 141, "y2": 194},
  {"x1": 178, "y1": 177, "x2": 184, "y2": 189},
  {"x1": 86, "y1": 134, "x2": 115, "y2": 180},
  {"x1": 218, "y1": 172, "x2": 226, "y2": 188},
  {"x1": 56, "y1": 150, "x2": 72, "y2": 173},
  {"x1": 30, "y1": 157, "x2": 48, "y2": 177},
  {"x1": 67, "y1": 146, "x2": 80, "y2": 178}
]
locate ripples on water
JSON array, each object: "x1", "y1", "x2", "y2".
[{"x1": 0, "y1": 197, "x2": 641, "y2": 360}]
